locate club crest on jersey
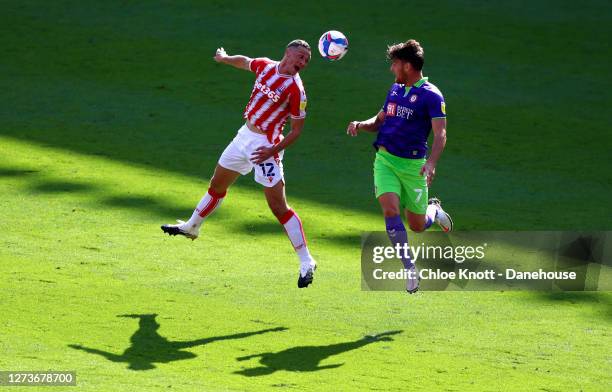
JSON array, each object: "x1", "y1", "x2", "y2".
[
  {"x1": 409, "y1": 94, "x2": 418, "y2": 103},
  {"x1": 254, "y1": 81, "x2": 281, "y2": 102},
  {"x1": 277, "y1": 84, "x2": 288, "y2": 94}
]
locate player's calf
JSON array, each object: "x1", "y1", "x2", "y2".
[
  {"x1": 265, "y1": 183, "x2": 317, "y2": 288},
  {"x1": 405, "y1": 210, "x2": 427, "y2": 232},
  {"x1": 408, "y1": 221, "x2": 426, "y2": 232},
  {"x1": 276, "y1": 208, "x2": 317, "y2": 288}
]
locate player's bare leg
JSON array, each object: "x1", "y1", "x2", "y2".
[
  {"x1": 406, "y1": 211, "x2": 427, "y2": 233},
  {"x1": 161, "y1": 164, "x2": 240, "y2": 240},
  {"x1": 264, "y1": 180, "x2": 316, "y2": 288},
  {"x1": 378, "y1": 193, "x2": 419, "y2": 293},
  {"x1": 209, "y1": 164, "x2": 241, "y2": 195}
]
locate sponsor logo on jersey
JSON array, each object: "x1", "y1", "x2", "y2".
[
  {"x1": 254, "y1": 81, "x2": 281, "y2": 102},
  {"x1": 387, "y1": 104, "x2": 414, "y2": 120},
  {"x1": 441, "y1": 102, "x2": 446, "y2": 115}
]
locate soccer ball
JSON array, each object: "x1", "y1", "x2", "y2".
[{"x1": 318, "y1": 30, "x2": 349, "y2": 61}]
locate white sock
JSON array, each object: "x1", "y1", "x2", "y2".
[
  {"x1": 185, "y1": 188, "x2": 226, "y2": 228},
  {"x1": 278, "y1": 209, "x2": 315, "y2": 272}
]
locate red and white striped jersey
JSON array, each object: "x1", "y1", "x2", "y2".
[{"x1": 244, "y1": 57, "x2": 307, "y2": 143}]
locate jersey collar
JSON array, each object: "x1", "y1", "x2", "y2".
[
  {"x1": 403, "y1": 77, "x2": 428, "y2": 97},
  {"x1": 413, "y1": 76, "x2": 428, "y2": 88}
]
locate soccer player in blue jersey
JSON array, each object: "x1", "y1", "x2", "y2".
[{"x1": 346, "y1": 39, "x2": 453, "y2": 293}]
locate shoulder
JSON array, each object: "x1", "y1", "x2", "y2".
[
  {"x1": 252, "y1": 57, "x2": 276, "y2": 65},
  {"x1": 249, "y1": 57, "x2": 277, "y2": 72},
  {"x1": 292, "y1": 73, "x2": 305, "y2": 91},
  {"x1": 389, "y1": 82, "x2": 402, "y2": 91},
  {"x1": 286, "y1": 74, "x2": 306, "y2": 99},
  {"x1": 386, "y1": 83, "x2": 402, "y2": 97},
  {"x1": 422, "y1": 82, "x2": 444, "y2": 99}
]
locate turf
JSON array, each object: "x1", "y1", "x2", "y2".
[{"x1": 1, "y1": 0, "x2": 611, "y2": 391}]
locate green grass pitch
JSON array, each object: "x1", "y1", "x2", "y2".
[{"x1": 1, "y1": 0, "x2": 611, "y2": 390}]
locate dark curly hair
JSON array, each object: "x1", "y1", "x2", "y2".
[{"x1": 387, "y1": 39, "x2": 424, "y2": 71}]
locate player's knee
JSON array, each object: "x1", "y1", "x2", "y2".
[
  {"x1": 208, "y1": 178, "x2": 227, "y2": 195},
  {"x1": 382, "y1": 206, "x2": 400, "y2": 217}
]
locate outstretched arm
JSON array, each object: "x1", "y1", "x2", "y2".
[
  {"x1": 213, "y1": 47, "x2": 252, "y2": 71},
  {"x1": 346, "y1": 110, "x2": 386, "y2": 136}
]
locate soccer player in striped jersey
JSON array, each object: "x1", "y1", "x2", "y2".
[
  {"x1": 161, "y1": 40, "x2": 316, "y2": 288},
  {"x1": 346, "y1": 40, "x2": 453, "y2": 294}
]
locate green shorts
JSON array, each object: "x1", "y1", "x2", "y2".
[{"x1": 374, "y1": 149, "x2": 428, "y2": 214}]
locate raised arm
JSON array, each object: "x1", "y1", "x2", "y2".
[
  {"x1": 213, "y1": 47, "x2": 252, "y2": 71},
  {"x1": 346, "y1": 110, "x2": 386, "y2": 136}
]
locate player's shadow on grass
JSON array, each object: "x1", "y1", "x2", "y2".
[
  {"x1": 234, "y1": 330, "x2": 402, "y2": 376},
  {"x1": 533, "y1": 292, "x2": 612, "y2": 321},
  {"x1": 100, "y1": 195, "x2": 198, "y2": 220},
  {"x1": 30, "y1": 180, "x2": 98, "y2": 193},
  {"x1": 69, "y1": 314, "x2": 287, "y2": 370},
  {"x1": 236, "y1": 221, "x2": 360, "y2": 248},
  {"x1": 0, "y1": 167, "x2": 39, "y2": 177},
  {"x1": 18, "y1": 175, "x2": 224, "y2": 220},
  {"x1": 315, "y1": 233, "x2": 361, "y2": 248}
]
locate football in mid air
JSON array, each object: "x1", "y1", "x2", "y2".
[{"x1": 318, "y1": 30, "x2": 349, "y2": 61}]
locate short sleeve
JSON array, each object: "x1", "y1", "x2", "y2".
[
  {"x1": 381, "y1": 85, "x2": 394, "y2": 114},
  {"x1": 428, "y1": 92, "x2": 446, "y2": 119},
  {"x1": 249, "y1": 57, "x2": 274, "y2": 75},
  {"x1": 289, "y1": 85, "x2": 307, "y2": 119}
]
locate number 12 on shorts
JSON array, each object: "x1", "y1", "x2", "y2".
[{"x1": 259, "y1": 163, "x2": 275, "y2": 177}]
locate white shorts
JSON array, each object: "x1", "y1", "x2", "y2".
[{"x1": 218, "y1": 124, "x2": 285, "y2": 187}]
